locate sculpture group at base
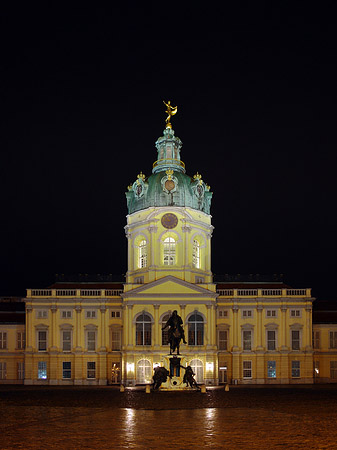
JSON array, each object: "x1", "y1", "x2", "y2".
[{"x1": 153, "y1": 364, "x2": 200, "y2": 391}]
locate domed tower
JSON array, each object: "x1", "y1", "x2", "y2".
[{"x1": 125, "y1": 103, "x2": 214, "y2": 286}]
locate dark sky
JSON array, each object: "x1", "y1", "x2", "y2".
[{"x1": 1, "y1": 4, "x2": 336, "y2": 301}]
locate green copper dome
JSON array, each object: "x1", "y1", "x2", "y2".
[{"x1": 126, "y1": 128, "x2": 213, "y2": 215}]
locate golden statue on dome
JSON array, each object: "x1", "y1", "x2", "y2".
[{"x1": 163, "y1": 100, "x2": 177, "y2": 129}]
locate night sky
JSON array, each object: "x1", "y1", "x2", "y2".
[{"x1": 1, "y1": 4, "x2": 336, "y2": 301}]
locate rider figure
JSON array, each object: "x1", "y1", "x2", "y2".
[{"x1": 162, "y1": 310, "x2": 187, "y2": 344}]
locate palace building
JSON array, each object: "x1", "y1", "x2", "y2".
[{"x1": 1, "y1": 107, "x2": 337, "y2": 385}]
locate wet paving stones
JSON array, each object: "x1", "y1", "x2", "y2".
[{"x1": 1, "y1": 385, "x2": 337, "y2": 449}]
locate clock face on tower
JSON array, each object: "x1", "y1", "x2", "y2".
[{"x1": 161, "y1": 213, "x2": 178, "y2": 229}]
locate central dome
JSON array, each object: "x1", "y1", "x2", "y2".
[{"x1": 125, "y1": 127, "x2": 213, "y2": 215}]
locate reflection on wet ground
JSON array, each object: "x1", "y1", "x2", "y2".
[{"x1": 1, "y1": 386, "x2": 337, "y2": 449}]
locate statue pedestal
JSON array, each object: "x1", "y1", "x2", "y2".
[{"x1": 159, "y1": 355, "x2": 197, "y2": 391}]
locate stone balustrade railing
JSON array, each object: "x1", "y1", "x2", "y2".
[
  {"x1": 27, "y1": 289, "x2": 123, "y2": 298},
  {"x1": 216, "y1": 288, "x2": 311, "y2": 297}
]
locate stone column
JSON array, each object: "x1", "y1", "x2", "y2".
[
  {"x1": 256, "y1": 305, "x2": 263, "y2": 351},
  {"x1": 206, "y1": 305, "x2": 212, "y2": 347},
  {"x1": 25, "y1": 305, "x2": 33, "y2": 351},
  {"x1": 122, "y1": 304, "x2": 128, "y2": 348},
  {"x1": 280, "y1": 306, "x2": 288, "y2": 350},
  {"x1": 99, "y1": 306, "x2": 107, "y2": 351},
  {"x1": 154, "y1": 305, "x2": 160, "y2": 348},
  {"x1": 305, "y1": 306, "x2": 312, "y2": 351},
  {"x1": 128, "y1": 305, "x2": 133, "y2": 347},
  {"x1": 232, "y1": 305, "x2": 239, "y2": 351},
  {"x1": 75, "y1": 306, "x2": 82, "y2": 351},
  {"x1": 50, "y1": 305, "x2": 58, "y2": 351}
]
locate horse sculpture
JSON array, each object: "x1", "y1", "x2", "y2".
[{"x1": 162, "y1": 310, "x2": 187, "y2": 355}]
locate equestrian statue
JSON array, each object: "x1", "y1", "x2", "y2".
[{"x1": 162, "y1": 310, "x2": 187, "y2": 355}]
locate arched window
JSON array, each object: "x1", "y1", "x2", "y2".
[
  {"x1": 188, "y1": 313, "x2": 204, "y2": 345},
  {"x1": 138, "y1": 240, "x2": 147, "y2": 268},
  {"x1": 136, "y1": 313, "x2": 151, "y2": 346},
  {"x1": 190, "y1": 359, "x2": 204, "y2": 383},
  {"x1": 192, "y1": 239, "x2": 200, "y2": 268},
  {"x1": 136, "y1": 359, "x2": 152, "y2": 384},
  {"x1": 163, "y1": 237, "x2": 176, "y2": 265},
  {"x1": 161, "y1": 313, "x2": 170, "y2": 345}
]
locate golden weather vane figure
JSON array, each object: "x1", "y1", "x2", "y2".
[{"x1": 163, "y1": 100, "x2": 177, "y2": 129}]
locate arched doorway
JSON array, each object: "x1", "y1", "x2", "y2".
[
  {"x1": 136, "y1": 359, "x2": 152, "y2": 384},
  {"x1": 190, "y1": 359, "x2": 204, "y2": 383}
]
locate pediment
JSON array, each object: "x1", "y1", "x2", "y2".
[{"x1": 122, "y1": 275, "x2": 217, "y2": 299}]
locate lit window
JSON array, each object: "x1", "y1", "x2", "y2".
[
  {"x1": 62, "y1": 331, "x2": 71, "y2": 352},
  {"x1": 86, "y1": 310, "x2": 96, "y2": 319},
  {"x1": 267, "y1": 330, "x2": 276, "y2": 351},
  {"x1": 243, "y1": 360, "x2": 252, "y2": 378},
  {"x1": 330, "y1": 361, "x2": 337, "y2": 379},
  {"x1": 243, "y1": 330, "x2": 252, "y2": 351},
  {"x1": 136, "y1": 313, "x2": 152, "y2": 346},
  {"x1": 0, "y1": 362, "x2": 6, "y2": 380},
  {"x1": 111, "y1": 362, "x2": 121, "y2": 384},
  {"x1": 38, "y1": 361, "x2": 47, "y2": 379},
  {"x1": 63, "y1": 362, "x2": 71, "y2": 379},
  {"x1": 192, "y1": 240, "x2": 200, "y2": 268},
  {"x1": 0, "y1": 332, "x2": 7, "y2": 349},
  {"x1": 17, "y1": 362, "x2": 25, "y2": 380},
  {"x1": 87, "y1": 362, "x2": 96, "y2": 379},
  {"x1": 312, "y1": 331, "x2": 320, "y2": 349},
  {"x1": 38, "y1": 331, "x2": 47, "y2": 351},
  {"x1": 291, "y1": 361, "x2": 300, "y2": 378},
  {"x1": 188, "y1": 313, "x2": 204, "y2": 346},
  {"x1": 87, "y1": 331, "x2": 96, "y2": 351},
  {"x1": 138, "y1": 240, "x2": 147, "y2": 268},
  {"x1": 267, "y1": 361, "x2": 276, "y2": 378},
  {"x1": 330, "y1": 331, "x2": 337, "y2": 349},
  {"x1": 111, "y1": 329, "x2": 121, "y2": 350},
  {"x1": 17, "y1": 332, "x2": 26, "y2": 350},
  {"x1": 37, "y1": 310, "x2": 48, "y2": 319},
  {"x1": 163, "y1": 237, "x2": 176, "y2": 265},
  {"x1": 218, "y1": 330, "x2": 228, "y2": 350},
  {"x1": 291, "y1": 330, "x2": 300, "y2": 350},
  {"x1": 161, "y1": 314, "x2": 170, "y2": 345}
]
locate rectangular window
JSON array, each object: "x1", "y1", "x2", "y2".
[
  {"x1": 0, "y1": 332, "x2": 7, "y2": 349},
  {"x1": 111, "y1": 330, "x2": 121, "y2": 350},
  {"x1": 242, "y1": 310, "x2": 253, "y2": 318},
  {"x1": 17, "y1": 332, "x2": 26, "y2": 350},
  {"x1": 0, "y1": 362, "x2": 6, "y2": 380},
  {"x1": 218, "y1": 330, "x2": 228, "y2": 350},
  {"x1": 243, "y1": 360, "x2": 252, "y2": 378},
  {"x1": 267, "y1": 361, "x2": 276, "y2": 378},
  {"x1": 218, "y1": 310, "x2": 228, "y2": 318},
  {"x1": 243, "y1": 330, "x2": 252, "y2": 351},
  {"x1": 266, "y1": 310, "x2": 277, "y2": 318},
  {"x1": 38, "y1": 361, "x2": 47, "y2": 379},
  {"x1": 267, "y1": 330, "x2": 276, "y2": 351},
  {"x1": 61, "y1": 310, "x2": 72, "y2": 319},
  {"x1": 330, "y1": 361, "x2": 337, "y2": 379},
  {"x1": 86, "y1": 310, "x2": 96, "y2": 319},
  {"x1": 87, "y1": 362, "x2": 96, "y2": 379},
  {"x1": 291, "y1": 361, "x2": 300, "y2": 378},
  {"x1": 330, "y1": 331, "x2": 337, "y2": 349},
  {"x1": 291, "y1": 330, "x2": 300, "y2": 350},
  {"x1": 111, "y1": 311, "x2": 121, "y2": 318},
  {"x1": 290, "y1": 310, "x2": 301, "y2": 318},
  {"x1": 195, "y1": 276, "x2": 204, "y2": 284},
  {"x1": 38, "y1": 331, "x2": 47, "y2": 351},
  {"x1": 62, "y1": 331, "x2": 72, "y2": 352},
  {"x1": 312, "y1": 331, "x2": 320, "y2": 349},
  {"x1": 17, "y1": 362, "x2": 25, "y2": 380},
  {"x1": 37, "y1": 310, "x2": 48, "y2": 319},
  {"x1": 87, "y1": 331, "x2": 96, "y2": 351},
  {"x1": 63, "y1": 362, "x2": 71, "y2": 379}
]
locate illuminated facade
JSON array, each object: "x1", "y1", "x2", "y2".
[{"x1": 0, "y1": 118, "x2": 336, "y2": 385}]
